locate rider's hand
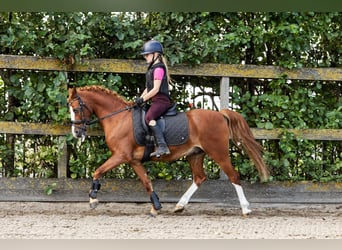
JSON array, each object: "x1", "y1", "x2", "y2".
[{"x1": 135, "y1": 97, "x2": 144, "y2": 106}]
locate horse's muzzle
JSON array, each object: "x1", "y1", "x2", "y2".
[{"x1": 72, "y1": 125, "x2": 86, "y2": 142}]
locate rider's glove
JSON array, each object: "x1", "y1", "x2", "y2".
[{"x1": 135, "y1": 97, "x2": 144, "y2": 106}]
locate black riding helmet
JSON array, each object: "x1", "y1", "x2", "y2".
[{"x1": 141, "y1": 40, "x2": 163, "y2": 55}]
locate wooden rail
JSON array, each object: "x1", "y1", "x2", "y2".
[
  {"x1": 1, "y1": 55, "x2": 341, "y2": 80},
  {"x1": 0, "y1": 122, "x2": 341, "y2": 141},
  {"x1": 1, "y1": 178, "x2": 341, "y2": 204}
]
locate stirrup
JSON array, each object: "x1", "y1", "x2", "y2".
[{"x1": 150, "y1": 147, "x2": 170, "y2": 157}]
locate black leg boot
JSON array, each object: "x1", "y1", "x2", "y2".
[{"x1": 149, "y1": 123, "x2": 170, "y2": 157}]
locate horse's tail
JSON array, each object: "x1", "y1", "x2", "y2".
[{"x1": 220, "y1": 109, "x2": 270, "y2": 182}]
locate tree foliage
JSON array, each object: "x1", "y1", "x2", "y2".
[{"x1": 0, "y1": 12, "x2": 341, "y2": 182}]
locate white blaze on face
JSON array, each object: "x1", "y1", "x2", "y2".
[{"x1": 69, "y1": 106, "x2": 77, "y2": 138}]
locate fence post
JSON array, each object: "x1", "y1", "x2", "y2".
[
  {"x1": 219, "y1": 77, "x2": 230, "y2": 180},
  {"x1": 57, "y1": 136, "x2": 68, "y2": 178}
]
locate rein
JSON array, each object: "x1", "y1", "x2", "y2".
[
  {"x1": 69, "y1": 95, "x2": 135, "y2": 126},
  {"x1": 87, "y1": 105, "x2": 133, "y2": 125}
]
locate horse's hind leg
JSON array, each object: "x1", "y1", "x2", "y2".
[
  {"x1": 207, "y1": 149, "x2": 251, "y2": 215},
  {"x1": 222, "y1": 165, "x2": 251, "y2": 215},
  {"x1": 232, "y1": 182, "x2": 251, "y2": 215},
  {"x1": 174, "y1": 150, "x2": 206, "y2": 212}
]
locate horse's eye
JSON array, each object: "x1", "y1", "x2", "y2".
[{"x1": 73, "y1": 109, "x2": 80, "y2": 114}]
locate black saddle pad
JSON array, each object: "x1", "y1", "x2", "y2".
[{"x1": 132, "y1": 107, "x2": 189, "y2": 146}]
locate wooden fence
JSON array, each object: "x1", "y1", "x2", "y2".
[
  {"x1": 0, "y1": 54, "x2": 341, "y2": 203},
  {"x1": 1, "y1": 54, "x2": 341, "y2": 176}
]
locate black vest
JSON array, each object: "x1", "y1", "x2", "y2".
[{"x1": 146, "y1": 63, "x2": 170, "y2": 99}]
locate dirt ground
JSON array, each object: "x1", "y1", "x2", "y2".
[{"x1": 0, "y1": 201, "x2": 341, "y2": 239}]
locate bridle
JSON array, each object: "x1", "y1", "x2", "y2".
[{"x1": 68, "y1": 95, "x2": 134, "y2": 135}]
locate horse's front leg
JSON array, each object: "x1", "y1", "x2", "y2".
[
  {"x1": 89, "y1": 179, "x2": 101, "y2": 209},
  {"x1": 130, "y1": 160, "x2": 162, "y2": 217},
  {"x1": 89, "y1": 155, "x2": 125, "y2": 209}
]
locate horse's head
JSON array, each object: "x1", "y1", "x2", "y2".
[{"x1": 68, "y1": 87, "x2": 92, "y2": 141}]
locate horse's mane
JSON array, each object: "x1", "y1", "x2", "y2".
[{"x1": 78, "y1": 85, "x2": 132, "y2": 105}]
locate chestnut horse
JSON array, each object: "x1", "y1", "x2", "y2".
[{"x1": 68, "y1": 85, "x2": 269, "y2": 216}]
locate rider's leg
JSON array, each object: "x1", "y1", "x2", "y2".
[
  {"x1": 145, "y1": 96, "x2": 171, "y2": 157},
  {"x1": 148, "y1": 119, "x2": 170, "y2": 157}
]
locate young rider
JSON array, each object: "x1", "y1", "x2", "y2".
[{"x1": 135, "y1": 40, "x2": 171, "y2": 157}]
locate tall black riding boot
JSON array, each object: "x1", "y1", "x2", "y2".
[{"x1": 149, "y1": 123, "x2": 170, "y2": 157}]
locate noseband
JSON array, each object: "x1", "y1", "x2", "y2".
[{"x1": 69, "y1": 95, "x2": 92, "y2": 137}]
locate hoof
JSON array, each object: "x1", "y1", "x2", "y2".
[
  {"x1": 89, "y1": 198, "x2": 99, "y2": 209},
  {"x1": 150, "y1": 205, "x2": 158, "y2": 217},
  {"x1": 242, "y1": 209, "x2": 252, "y2": 216},
  {"x1": 174, "y1": 205, "x2": 185, "y2": 213}
]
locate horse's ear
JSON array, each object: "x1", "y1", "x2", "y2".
[{"x1": 68, "y1": 86, "x2": 77, "y2": 101}]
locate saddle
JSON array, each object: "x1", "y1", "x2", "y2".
[{"x1": 132, "y1": 103, "x2": 189, "y2": 162}]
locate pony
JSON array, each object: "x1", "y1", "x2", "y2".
[{"x1": 68, "y1": 85, "x2": 269, "y2": 216}]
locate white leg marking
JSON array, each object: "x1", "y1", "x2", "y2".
[
  {"x1": 232, "y1": 183, "x2": 251, "y2": 215},
  {"x1": 176, "y1": 182, "x2": 198, "y2": 208}
]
